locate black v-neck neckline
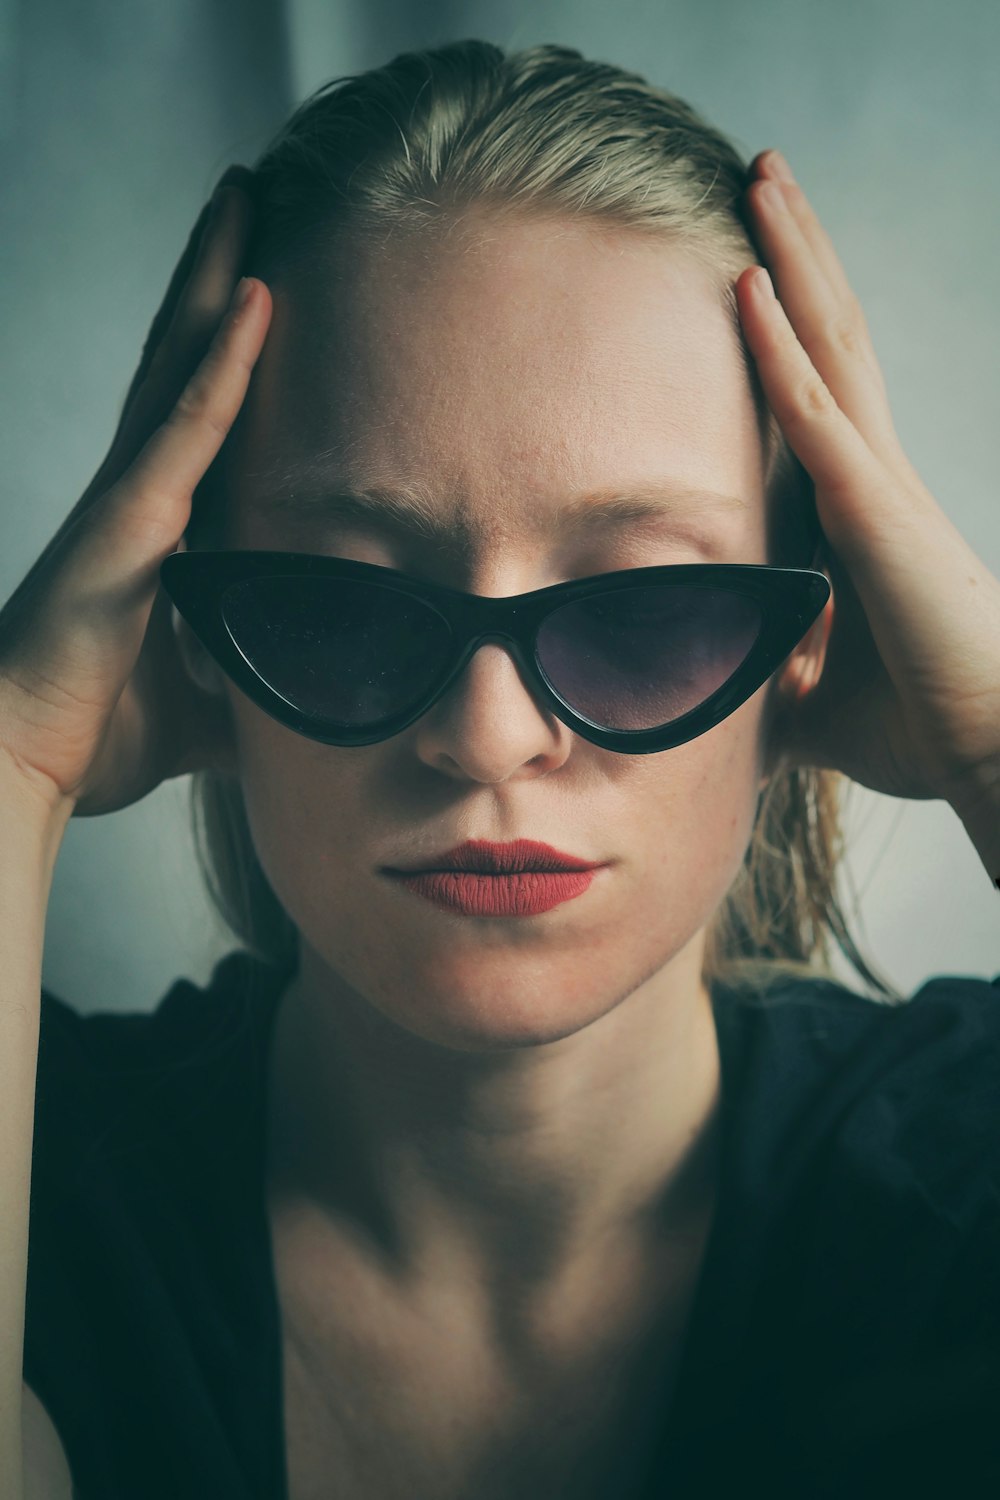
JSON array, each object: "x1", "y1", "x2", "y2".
[{"x1": 240, "y1": 958, "x2": 760, "y2": 1500}]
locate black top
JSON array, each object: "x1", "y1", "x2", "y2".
[{"x1": 24, "y1": 952, "x2": 1000, "y2": 1499}]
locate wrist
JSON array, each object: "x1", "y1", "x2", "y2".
[{"x1": 0, "y1": 763, "x2": 74, "y2": 887}]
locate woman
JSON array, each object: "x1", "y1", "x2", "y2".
[{"x1": 4, "y1": 39, "x2": 999, "y2": 1500}]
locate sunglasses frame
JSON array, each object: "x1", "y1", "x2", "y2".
[{"x1": 159, "y1": 549, "x2": 831, "y2": 755}]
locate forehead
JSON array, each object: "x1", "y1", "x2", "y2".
[{"x1": 229, "y1": 210, "x2": 765, "y2": 544}]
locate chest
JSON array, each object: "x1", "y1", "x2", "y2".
[{"x1": 270, "y1": 1207, "x2": 711, "y2": 1500}]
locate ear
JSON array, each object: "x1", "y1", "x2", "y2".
[
  {"x1": 758, "y1": 571, "x2": 835, "y2": 788},
  {"x1": 173, "y1": 611, "x2": 229, "y2": 697},
  {"x1": 774, "y1": 583, "x2": 834, "y2": 702}
]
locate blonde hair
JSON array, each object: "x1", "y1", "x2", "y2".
[{"x1": 186, "y1": 40, "x2": 902, "y2": 1006}]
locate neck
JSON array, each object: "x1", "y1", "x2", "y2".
[{"x1": 265, "y1": 939, "x2": 722, "y2": 1297}]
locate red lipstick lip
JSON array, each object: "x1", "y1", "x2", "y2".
[
  {"x1": 385, "y1": 838, "x2": 604, "y2": 875},
  {"x1": 387, "y1": 867, "x2": 600, "y2": 918}
]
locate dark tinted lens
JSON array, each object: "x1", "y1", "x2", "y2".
[
  {"x1": 220, "y1": 575, "x2": 451, "y2": 724},
  {"x1": 220, "y1": 575, "x2": 761, "y2": 734},
  {"x1": 535, "y1": 585, "x2": 761, "y2": 730}
]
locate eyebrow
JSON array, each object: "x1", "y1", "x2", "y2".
[{"x1": 259, "y1": 479, "x2": 748, "y2": 546}]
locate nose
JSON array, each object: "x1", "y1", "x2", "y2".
[{"x1": 410, "y1": 638, "x2": 572, "y2": 779}]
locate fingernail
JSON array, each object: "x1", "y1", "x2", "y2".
[
  {"x1": 231, "y1": 277, "x2": 255, "y2": 312},
  {"x1": 754, "y1": 268, "x2": 776, "y2": 302},
  {"x1": 768, "y1": 150, "x2": 795, "y2": 183}
]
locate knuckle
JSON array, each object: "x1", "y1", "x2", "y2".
[
  {"x1": 845, "y1": 289, "x2": 870, "y2": 326},
  {"x1": 795, "y1": 373, "x2": 835, "y2": 419},
  {"x1": 171, "y1": 381, "x2": 231, "y2": 441},
  {"x1": 170, "y1": 382, "x2": 204, "y2": 424},
  {"x1": 826, "y1": 314, "x2": 866, "y2": 359},
  {"x1": 112, "y1": 502, "x2": 183, "y2": 551}
]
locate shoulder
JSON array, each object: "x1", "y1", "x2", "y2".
[
  {"x1": 33, "y1": 949, "x2": 289, "y2": 1181},
  {"x1": 25, "y1": 951, "x2": 292, "y2": 1499},
  {"x1": 36, "y1": 947, "x2": 287, "y2": 1074},
  {"x1": 716, "y1": 969, "x2": 1000, "y2": 1228},
  {"x1": 719, "y1": 975, "x2": 1000, "y2": 1490},
  {"x1": 718, "y1": 967, "x2": 1000, "y2": 1100}
]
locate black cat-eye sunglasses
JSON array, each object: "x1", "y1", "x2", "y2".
[{"x1": 159, "y1": 545, "x2": 830, "y2": 755}]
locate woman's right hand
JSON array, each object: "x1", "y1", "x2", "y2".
[{"x1": 0, "y1": 172, "x2": 272, "y2": 824}]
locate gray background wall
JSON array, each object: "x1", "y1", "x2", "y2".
[{"x1": 2, "y1": 0, "x2": 996, "y2": 1015}]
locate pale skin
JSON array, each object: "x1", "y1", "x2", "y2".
[
  {"x1": 211, "y1": 209, "x2": 791, "y2": 1342},
  {"x1": 4, "y1": 143, "x2": 999, "y2": 1492},
  {"x1": 195, "y1": 215, "x2": 796, "y2": 1489},
  {"x1": 197, "y1": 156, "x2": 1000, "y2": 1372}
]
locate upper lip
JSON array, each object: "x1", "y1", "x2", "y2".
[{"x1": 386, "y1": 839, "x2": 605, "y2": 874}]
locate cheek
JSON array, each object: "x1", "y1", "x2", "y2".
[
  {"x1": 231, "y1": 689, "x2": 766, "y2": 954},
  {"x1": 626, "y1": 710, "x2": 765, "y2": 921},
  {"x1": 218, "y1": 693, "x2": 769, "y2": 1051},
  {"x1": 227, "y1": 698, "x2": 367, "y2": 899},
  {"x1": 224, "y1": 661, "x2": 765, "y2": 1024}
]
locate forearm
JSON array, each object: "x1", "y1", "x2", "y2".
[{"x1": 0, "y1": 775, "x2": 72, "y2": 1500}]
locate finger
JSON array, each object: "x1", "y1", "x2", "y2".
[
  {"x1": 750, "y1": 151, "x2": 861, "y2": 311},
  {"x1": 116, "y1": 185, "x2": 254, "y2": 448},
  {"x1": 738, "y1": 260, "x2": 1000, "y2": 688},
  {"x1": 27, "y1": 186, "x2": 253, "y2": 587},
  {"x1": 745, "y1": 178, "x2": 908, "y2": 469},
  {"x1": 116, "y1": 198, "x2": 216, "y2": 439},
  {"x1": 26, "y1": 280, "x2": 270, "y2": 682},
  {"x1": 0, "y1": 190, "x2": 262, "y2": 682},
  {"x1": 106, "y1": 278, "x2": 269, "y2": 543},
  {"x1": 748, "y1": 170, "x2": 882, "y2": 377},
  {"x1": 739, "y1": 260, "x2": 1000, "y2": 793},
  {"x1": 67, "y1": 187, "x2": 254, "y2": 565},
  {"x1": 62, "y1": 189, "x2": 224, "y2": 531},
  {"x1": 116, "y1": 164, "x2": 257, "y2": 436},
  {"x1": 736, "y1": 264, "x2": 935, "y2": 567}
]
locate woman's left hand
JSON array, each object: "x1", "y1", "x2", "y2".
[{"x1": 738, "y1": 149, "x2": 1000, "y2": 819}]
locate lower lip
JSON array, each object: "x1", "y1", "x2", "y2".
[{"x1": 386, "y1": 868, "x2": 601, "y2": 917}]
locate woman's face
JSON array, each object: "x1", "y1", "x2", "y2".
[{"x1": 216, "y1": 210, "x2": 778, "y2": 1050}]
